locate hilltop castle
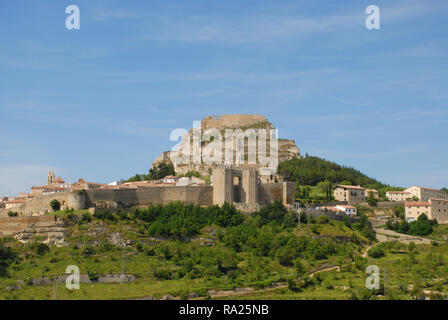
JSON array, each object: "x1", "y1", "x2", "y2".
[{"x1": 0, "y1": 114, "x2": 298, "y2": 216}]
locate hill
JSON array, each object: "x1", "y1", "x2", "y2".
[{"x1": 277, "y1": 155, "x2": 388, "y2": 190}]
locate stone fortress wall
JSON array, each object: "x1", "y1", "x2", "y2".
[
  {"x1": 0, "y1": 192, "x2": 85, "y2": 217},
  {"x1": 201, "y1": 114, "x2": 273, "y2": 131},
  {"x1": 0, "y1": 165, "x2": 293, "y2": 219},
  {"x1": 84, "y1": 186, "x2": 213, "y2": 208}
]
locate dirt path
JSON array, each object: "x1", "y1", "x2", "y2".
[
  {"x1": 150, "y1": 228, "x2": 445, "y2": 300},
  {"x1": 309, "y1": 266, "x2": 340, "y2": 278},
  {"x1": 206, "y1": 265, "x2": 343, "y2": 299},
  {"x1": 374, "y1": 228, "x2": 435, "y2": 244}
]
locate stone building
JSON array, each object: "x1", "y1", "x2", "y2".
[
  {"x1": 404, "y1": 186, "x2": 448, "y2": 202},
  {"x1": 365, "y1": 189, "x2": 379, "y2": 199},
  {"x1": 212, "y1": 165, "x2": 295, "y2": 212},
  {"x1": 71, "y1": 178, "x2": 105, "y2": 191},
  {"x1": 32, "y1": 171, "x2": 72, "y2": 196},
  {"x1": 333, "y1": 185, "x2": 366, "y2": 205},
  {"x1": 386, "y1": 190, "x2": 413, "y2": 201},
  {"x1": 405, "y1": 198, "x2": 448, "y2": 223}
]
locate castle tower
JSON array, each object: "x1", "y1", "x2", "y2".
[
  {"x1": 212, "y1": 165, "x2": 233, "y2": 205},
  {"x1": 242, "y1": 167, "x2": 258, "y2": 204},
  {"x1": 47, "y1": 171, "x2": 55, "y2": 186}
]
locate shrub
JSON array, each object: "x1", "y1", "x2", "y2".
[
  {"x1": 368, "y1": 246, "x2": 385, "y2": 258},
  {"x1": 256, "y1": 201, "x2": 295, "y2": 228},
  {"x1": 317, "y1": 215, "x2": 330, "y2": 224},
  {"x1": 31, "y1": 243, "x2": 50, "y2": 255},
  {"x1": 93, "y1": 209, "x2": 115, "y2": 221},
  {"x1": 88, "y1": 271, "x2": 99, "y2": 282},
  {"x1": 82, "y1": 246, "x2": 96, "y2": 257},
  {"x1": 81, "y1": 213, "x2": 92, "y2": 223},
  {"x1": 153, "y1": 268, "x2": 172, "y2": 280},
  {"x1": 294, "y1": 259, "x2": 308, "y2": 278},
  {"x1": 118, "y1": 210, "x2": 128, "y2": 221},
  {"x1": 50, "y1": 200, "x2": 61, "y2": 211},
  {"x1": 7, "y1": 211, "x2": 18, "y2": 217},
  {"x1": 287, "y1": 278, "x2": 299, "y2": 291},
  {"x1": 0, "y1": 243, "x2": 18, "y2": 268}
]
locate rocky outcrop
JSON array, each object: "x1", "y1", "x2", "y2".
[
  {"x1": 0, "y1": 216, "x2": 68, "y2": 246},
  {"x1": 13, "y1": 219, "x2": 68, "y2": 247},
  {"x1": 152, "y1": 114, "x2": 301, "y2": 179}
]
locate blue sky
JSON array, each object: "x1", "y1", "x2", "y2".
[{"x1": 0, "y1": 0, "x2": 447, "y2": 196}]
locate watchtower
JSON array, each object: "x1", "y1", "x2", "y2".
[{"x1": 212, "y1": 165, "x2": 258, "y2": 206}]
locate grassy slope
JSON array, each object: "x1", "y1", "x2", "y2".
[{"x1": 2, "y1": 218, "x2": 448, "y2": 300}]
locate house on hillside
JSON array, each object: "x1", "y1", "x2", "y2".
[
  {"x1": 333, "y1": 185, "x2": 366, "y2": 205},
  {"x1": 386, "y1": 190, "x2": 413, "y2": 201},
  {"x1": 405, "y1": 198, "x2": 448, "y2": 223},
  {"x1": 335, "y1": 205, "x2": 357, "y2": 215},
  {"x1": 404, "y1": 186, "x2": 448, "y2": 202},
  {"x1": 365, "y1": 189, "x2": 379, "y2": 199}
]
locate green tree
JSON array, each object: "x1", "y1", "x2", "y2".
[
  {"x1": 50, "y1": 200, "x2": 61, "y2": 211},
  {"x1": 367, "y1": 193, "x2": 378, "y2": 206},
  {"x1": 368, "y1": 246, "x2": 385, "y2": 258},
  {"x1": 294, "y1": 259, "x2": 308, "y2": 278},
  {"x1": 277, "y1": 156, "x2": 387, "y2": 189},
  {"x1": 148, "y1": 162, "x2": 175, "y2": 180}
]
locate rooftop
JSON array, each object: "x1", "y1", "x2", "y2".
[
  {"x1": 387, "y1": 191, "x2": 411, "y2": 194},
  {"x1": 334, "y1": 185, "x2": 366, "y2": 190},
  {"x1": 405, "y1": 201, "x2": 431, "y2": 207}
]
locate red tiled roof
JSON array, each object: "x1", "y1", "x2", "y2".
[
  {"x1": 387, "y1": 191, "x2": 411, "y2": 194},
  {"x1": 5, "y1": 199, "x2": 27, "y2": 204},
  {"x1": 405, "y1": 201, "x2": 430, "y2": 207},
  {"x1": 32, "y1": 185, "x2": 48, "y2": 189},
  {"x1": 429, "y1": 198, "x2": 448, "y2": 202}
]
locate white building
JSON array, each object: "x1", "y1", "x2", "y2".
[
  {"x1": 405, "y1": 198, "x2": 448, "y2": 223},
  {"x1": 404, "y1": 186, "x2": 448, "y2": 202},
  {"x1": 335, "y1": 205, "x2": 357, "y2": 215},
  {"x1": 386, "y1": 190, "x2": 413, "y2": 201}
]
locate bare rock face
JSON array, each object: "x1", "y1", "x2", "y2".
[
  {"x1": 152, "y1": 114, "x2": 301, "y2": 178},
  {"x1": 13, "y1": 220, "x2": 68, "y2": 247}
]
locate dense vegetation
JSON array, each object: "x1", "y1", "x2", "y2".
[
  {"x1": 3, "y1": 200, "x2": 448, "y2": 300},
  {"x1": 132, "y1": 202, "x2": 244, "y2": 238},
  {"x1": 278, "y1": 156, "x2": 388, "y2": 190},
  {"x1": 386, "y1": 214, "x2": 438, "y2": 237},
  {"x1": 0, "y1": 241, "x2": 19, "y2": 276}
]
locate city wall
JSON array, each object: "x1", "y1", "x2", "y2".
[
  {"x1": 84, "y1": 186, "x2": 213, "y2": 207},
  {"x1": 258, "y1": 182, "x2": 295, "y2": 206},
  {"x1": 0, "y1": 182, "x2": 292, "y2": 218},
  {"x1": 0, "y1": 192, "x2": 85, "y2": 217}
]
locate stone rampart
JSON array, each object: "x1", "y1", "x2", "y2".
[{"x1": 85, "y1": 186, "x2": 213, "y2": 207}]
